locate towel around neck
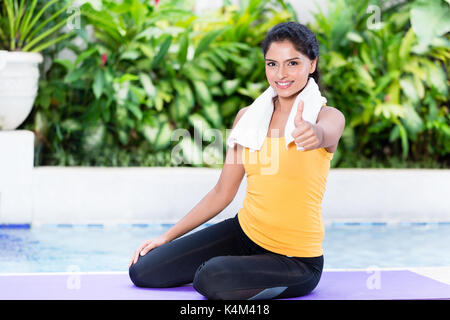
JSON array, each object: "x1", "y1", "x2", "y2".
[{"x1": 226, "y1": 77, "x2": 327, "y2": 152}]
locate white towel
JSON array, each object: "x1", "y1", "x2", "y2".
[{"x1": 226, "y1": 78, "x2": 327, "y2": 152}]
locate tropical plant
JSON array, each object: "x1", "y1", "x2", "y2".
[
  {"x1": 22, "y1": 0, "x2": 295, "y2": 166},
  {"x1": 20, "y1": 0, "x2": 449, "y2": 168},
  {"x1": 0, "y1": 0, "x2": 76, "y2": 52},
  {"x1": 310, "y1": 0, "x2": 449, "y2": 166}
]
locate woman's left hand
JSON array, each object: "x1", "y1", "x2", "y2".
[{"x1": 291, "y1": 100, "x2": 323, "y2": 151}]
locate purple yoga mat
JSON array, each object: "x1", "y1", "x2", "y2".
[{"x1": 0, "y1": 270, "x2": 448, "y2": 300}]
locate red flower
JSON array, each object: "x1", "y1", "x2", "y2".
[
  {"x1": 155, "y1": 0, "x2": 159, "y2": 5},
  {"x1": 101, "y1": 53, "x2": 107, "y2": 67}
]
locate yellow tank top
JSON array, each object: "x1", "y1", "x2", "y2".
[{"x1": 237, "y1": 136, "x2": 333, "y2": 257}]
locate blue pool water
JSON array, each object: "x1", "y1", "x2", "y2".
[{"x1": 1, "y1": 223, "x2": 450, "y2": 273}]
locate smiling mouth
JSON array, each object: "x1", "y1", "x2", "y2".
[{"x1": 275, "y1": 81, "x2": 294, "y2": 89}]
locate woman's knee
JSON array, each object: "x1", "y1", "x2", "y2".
[
  {"x1": 193, "y1": 258, "x2": 279, "y2": 300},
  {"x1": 128, "y1": 254, "x2": 171, "y2": 288},
  {"x1": 128, "y1": 258, "x2": 159, "y2": 287},
  {"x1": 193, "y1": 256, "x2": 254, "y2": 300},
  {"x1": 275, "y1": 271, "x2": 322, "y2": 299},
  {"x1": 193, "y1": 257, "x2": 230, "y2": 299},
  {"x1": 129, "y1": 261, "x2": 148, "y2": 287}
]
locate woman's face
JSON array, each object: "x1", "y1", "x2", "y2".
[{"x1": 265, "y1": 40, "x2": 317, "y2": 99}]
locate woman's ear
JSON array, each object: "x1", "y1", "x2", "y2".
[{"x1": 309, "y1": 58, "x2": 318, "y2": 74}]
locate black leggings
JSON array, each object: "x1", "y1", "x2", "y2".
[{"x1": 128, "y1": 213, "x2": 323, "y2": 300}]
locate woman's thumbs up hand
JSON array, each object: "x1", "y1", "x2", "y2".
[{"x1": 291, "y1": 100, "x2": 323, "y2": 151}]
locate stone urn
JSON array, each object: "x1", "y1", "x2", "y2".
[{"x1": 0, "y1": 50, "x2": 43, "y2": 130}]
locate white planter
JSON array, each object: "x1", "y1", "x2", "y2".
[{"x1": 0, "y1": 50, "x2": 43, "y2": 130}]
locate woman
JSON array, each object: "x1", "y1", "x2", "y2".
[{"x1": 128, "y1": 21, "x2": 345, "y2": 300}]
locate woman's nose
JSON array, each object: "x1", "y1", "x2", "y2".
[{"x1": 277, "y1": 65, "x2": 287, "y2": 78}]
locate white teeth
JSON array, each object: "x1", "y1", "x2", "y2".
[{"x1": 277, "y1": 82, "x2": 292, "y2": 86}]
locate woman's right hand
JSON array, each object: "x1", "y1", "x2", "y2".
[{"x1": 129, "y1": 235, "x2": 169, "y2": 267}]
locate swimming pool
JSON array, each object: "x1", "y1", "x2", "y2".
[{"x1": 1, "y1": 222, "x2": 450, "y2": 273}]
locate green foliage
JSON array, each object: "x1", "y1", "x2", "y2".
[
  {"x1": 0, "y1": 0, "x2": 76, "y2": 51},
  {"x1": 310, "y1": 0, "x2": 449, "y2": 167},
  {"x1": 22, "y1": 0, "x2": 294, "y2": 167},
  {"x1": 19, "y1": 0, "x2": 449, "y2": 168}
]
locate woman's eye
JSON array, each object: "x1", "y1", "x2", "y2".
[{"x1": 266, "y1": 61, "x2": 298, "y2": 67}]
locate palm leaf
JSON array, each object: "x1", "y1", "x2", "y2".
[
  {"x1": 5, "y1": 0, "x2": 16, "y2": 49},
  {"x1": 18, "y1": 0, "x2": 38, "y2": 42},
  {"x1": 22, "y1": 18, "x2": 69, "y2": 51},
  {"x1": 21, "y1": 1, "x2": 72, "y2": 47},
  {"x1": 13, "y1": 0, "x2": 25, "y2": 36},
  {"x1": 21, "y1": 0, "x2": 60, "y2": 40},
  {"x1": 30, "y1": 31, "x2": 74, "y2": 53}
]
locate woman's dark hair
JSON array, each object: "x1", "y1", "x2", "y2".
[{"x1": 261, "y1": 21, "x2": 320, "y2": 86}]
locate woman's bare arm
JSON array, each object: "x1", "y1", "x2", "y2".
[{"x1": 161, "y1": 107, "x2": 248, "y2": 242}]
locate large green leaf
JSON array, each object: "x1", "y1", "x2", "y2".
[
  {"x1": 139, "y1": 43, "x2": 154, "y2": 59},
  {"x1": 354, "y1": 63, "x2": 375, "y2": 88},
  {"x1": 120, "y1": 50, "x2": 140, "y2": 61},
  {"x1": 154, "y1": 122, "x2": 172, "y2": 150},
  {"x1": 327, "y1": 51, "x2": 349, "y2": 69},
  {"x1": 399, "y1": 76, "x2": 419, "y2": 103},
  {"x1": 141, "y1": 116, "x2": 159, "y2": 144},
  {"x1": 193, "y1": 80, "x2": 212, "y2": 105},
  {"x1": 202, "y1": 102, "x2": 222, "y2": 128},
  {"x1": 172, "y1": 79, "x2": 194, "y2": 108},
  {"x1": 397, "y1": 122, "x2": 409, "y2": 159},
  {"x1": 221, "y1": 96, "x2": 241, "y2": 117},
  {"x1": 374, "y1": 103, "x2": 405, "y2": 120},
  {"x1": 139, "y1": 73, "x2": 157, "y2": 98},
  {"x1": 64, "y1": 67, "x2": 84, "y2": 83},
  {"x1": 402, "y1": 103, "x2": 423, "y2": 138},
  {"x1": 177, "y1": 31, "x2": 189, "y2": 66},
  {"x1": 182, "y1": 63, "x2": 209, "y2": 81},
  {"x1": 152, "y1": 35, "x2": 172, "y2": 68},
  {"x1": 237, "y1": 82, "x2": 265, "y2": 100},
  {"x1": 126, "y1": 103, "x2": 143, "y2": 121},
  {"x1": 410, "y1": 0, "x2": 450, "y2": 51},
  {"x1": 170, "y1": 96, "x2": 191, "y2": 121},
  {"x1": 422, "y1": 59, "x2": 447, "y2": 95},
  {"x1": 75, "y1": 47, "x2": 98, "y2": 67},
  {"x1": 399, "y1": 28, "x2": 416, "y2": 63},
  {"x1": 53, "y1": 59, "x2": 74, "y2": 72},
  {"x1": 222, "y1": 79, "x2": 241, "y2": 96},
  {"x1": 93, "y1": 69, "x2": 104, "y2": 99},
  {"x1": 194, "y1": 28, "x2": 227, "y2": 58}
]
